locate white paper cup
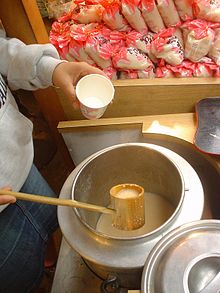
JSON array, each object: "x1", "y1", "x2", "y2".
[{"x1": 76, "y1": 74, "x2": 115, "y2": 120}]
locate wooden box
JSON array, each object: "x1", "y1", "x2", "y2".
[
  {"x1": 58, "y1": 77, "x2": 220, "y2": 120},
  {"x1": 9, "y1": 1, "x2": 219, "y2": 121},
  {"x1": 8, "y1": 1, "x2": 219, "y2": 121}
]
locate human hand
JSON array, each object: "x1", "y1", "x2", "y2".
[
  {"x1": 0, "y1": 187, "x2": 16, "y2": 205},
  {"x1": 52, "y1": 61, "x2": 107, "y2": 109}
]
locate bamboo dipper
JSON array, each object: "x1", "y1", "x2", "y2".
[
  {"x1": 110, "y1": 183, "x2": 145, "y2": 230},
  {"x1": 0, "y1": 184, "x2": 145, "y2": 231}
]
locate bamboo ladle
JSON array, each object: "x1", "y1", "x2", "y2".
[{"x1": 0, "y1": 183, "x2": 145, "y2": 231}]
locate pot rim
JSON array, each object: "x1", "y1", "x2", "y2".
[{"x1": 71, "y1": 142, "x2": 186, "y2": 240}]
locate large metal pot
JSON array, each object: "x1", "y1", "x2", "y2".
[{"x1": 59, "y1": 143, "x2": 204, "y2": 289}]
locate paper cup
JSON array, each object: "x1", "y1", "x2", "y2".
[{"x1": 76, "y1": 74, "x2": 115, "y2": 120}]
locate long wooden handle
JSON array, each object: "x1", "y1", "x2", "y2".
[{"x1": 0, "y1": 189, "x2": 115, "y2": 215}]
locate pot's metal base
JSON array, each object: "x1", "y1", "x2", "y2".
[{"x1": 51, "y1": 238, "x2": 102, "y2": 293}]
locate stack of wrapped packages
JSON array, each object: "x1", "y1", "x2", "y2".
[{"x1": 49, "y1": 0, "x2": 220, "y2": 79}]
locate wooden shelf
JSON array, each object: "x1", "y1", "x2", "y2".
[{"x1": 58, "y1": 112, "x2": 220, "y2": 168}]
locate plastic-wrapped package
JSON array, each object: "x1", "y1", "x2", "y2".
[
  {"x1": 173, "y1": 0, "x2": 194, "y2": 21},
  {"x1": 168, "y1": 59, "x2": 216, "y2": 78},
  {"x1": 174, "y1": 27, "x2": 184, "y2": 46},
  {"x1": 102, "y1": 2, "x2": 131, "y2": 31},
  {"x1": 194, "y1": 65, "x2": 212, "y2": 77},
  {"x1": 138, "y1": 67, "x2": 155, "y2": 78},
  {"x1": 119, "y1": 67, "x2": 155, "y2": 78},
  {"x1": 213, "y1": 66, "x2": 220, "y2": 77},
  {"x1": 113, "y1": 46, "x2": 154, "y2": 69},
  {"x1": 156, "y1": 0, "x2": 181, "y2": 27},
  {"x1": 68, "y1": 23, "x2": 99, "y2": 64},
  {"x1": 193, "y1": 59, "x2": 215, "y2": 77},
  {"x1": 182, "y1": 19, "x2": 215, "y2": 62},
  {"x1": 50, "y1": 18, "x2": 95, "y2": 63},
  {"x1": 84, "y1": 0, "x2": 103, "y2": 4},
  {"x1": 151, "y1": 28, "x2": 184, "y2": 65},
  {"x1": 49, "y1": 20, "x2": 73, "y2": 57},
  {"x1": 72, "y1": 3, "x2": 104, "y2": 23},
  {"x1": 85, "y1": 26, "x2": 113, "y2": 68},
  {"x1": 103, "y1": 66, "x2": 118, "y2": 80},
  {"x1": 192, "y1": 0, "x2": 220, "y2": 22},
  {"x1": 155, "y1": 65, "x2": 174, "y2": 77},
  {"x1": 58, "y1": 45, "x2": 76, "y2": 61},
  {"x1": 155, "y1": 59, "x2": 175, "y2": 77},
  {"x1": 167, "y1": 60, "x2": 194, "y2": 77},
  {"x1": 173, "y1": 68, "x2": 193, "y2": 77},
  {"x1": 64, "y1": 53, "x2": 76, "y2": 61},
  {"x1": 69, "y1": 39, "x2": 96, "y2": 64},
  {"x1": 208, "y1": 29, "x2": 220, "y2": 65},
  {"x1": 70, "y1": 22, "x2": 100, "y2": 41},
  {"x1": 126, "y1": 30, "x2": 157, "y2": 62},
  {"x1": 121, "y1": 0, "x2": 148, "y2": 32},
  {"x1": 69, "y1": 23, "x2": 113, "y2": 67},
  {"x1": 119, "y1": 70, "x2": 139, "y2": 79},
  {"x1": 141, "y1": 0, "x2": 165, "y2": 33},
  {"x1": 110, "y1": 30, "x2": 127, "y2": 47}
]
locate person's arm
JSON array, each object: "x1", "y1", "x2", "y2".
[
  {"x1": 0, "y1": 28, "x2": 106, "y2": 109},
  {"x1": 0, "y1": 28, "x2": 63, "y2": 91}
]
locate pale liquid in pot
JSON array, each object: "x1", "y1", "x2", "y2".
[
  {"x1": 96, "y1": 192, "x2": 175, "y2": 237},
  {"x1": 115, "y1": 188, "x2": 140, "y2": 198}
]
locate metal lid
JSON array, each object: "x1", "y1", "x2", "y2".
[{"x1": 141, "y1": 220, "x2": 220, "y2": 293}]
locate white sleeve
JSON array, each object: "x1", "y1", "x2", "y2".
[{"x1": 0, "y1": 29, "x2": 64, "y2": 90}]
